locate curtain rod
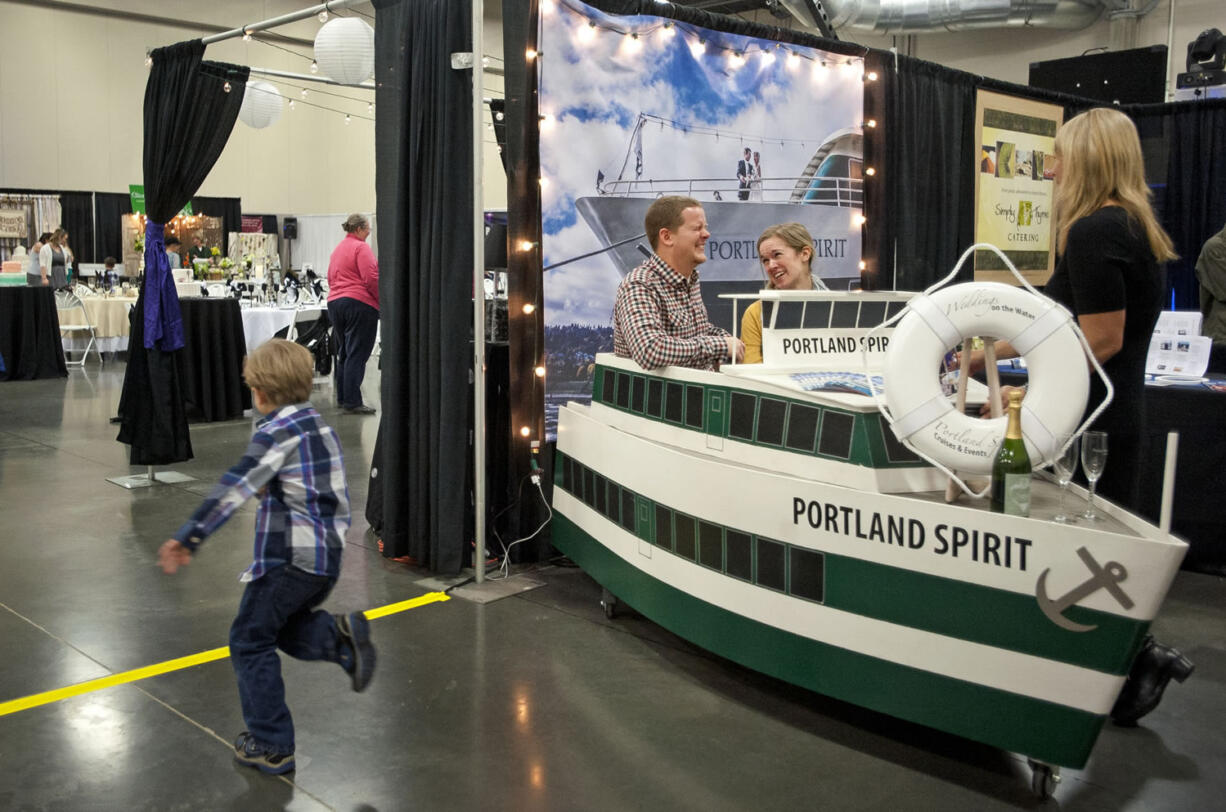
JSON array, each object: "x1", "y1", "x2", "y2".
[
  {"x1": 248, "y1": 66, "x2": 375, "y2": 89},
  {"x1": 201, "y1": 0, "x2": 371, "y2": 45}
]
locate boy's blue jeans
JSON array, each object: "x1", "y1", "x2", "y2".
[{"x1": 229, "y1": 564, "x2": 340, "y2": 754}]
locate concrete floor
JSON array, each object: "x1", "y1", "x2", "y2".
[{"x1": 0, "y1": 361, "x2": 1223, "y2": 811}]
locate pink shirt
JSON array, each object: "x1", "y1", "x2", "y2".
[{"x1": 327, "y1": 232, "x2": 379, "y2": 310}]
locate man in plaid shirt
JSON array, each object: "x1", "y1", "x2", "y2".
[{"x1": 613, "y1": 196, "x2": 744, "y2": 370}]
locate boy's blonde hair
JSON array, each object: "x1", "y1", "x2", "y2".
[{"x1": 243, "y1": 339, "x2": 314, "y2": 407}]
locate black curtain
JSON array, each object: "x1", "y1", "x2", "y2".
[
  {"x1": 94, "y1": 192, "x2": 132, "y2": 262},
  {"x1": 116, "y1": 40, "x2": 247, "y2": 465},
  {"x1": 371, "y1": 0, "x2": 473, "y2": 573},
  {"x1": 59, "y1": 192, "x2": 95, "y2": 267},
  {"x1": 1128, "y1": 99, "x2": 1226, "y2": 309}
]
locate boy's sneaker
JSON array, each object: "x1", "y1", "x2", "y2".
[
  {"x1": 233, "y1": 732, "x2": 295, "y2": 775},
  {"x1": 336, "y1": 611, "x2": 376, "y2": 692}
]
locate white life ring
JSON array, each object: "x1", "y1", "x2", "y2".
[{"x1": 882, "y1": 282, "x2": 1089, "y2": 476}]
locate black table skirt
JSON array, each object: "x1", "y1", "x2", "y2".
[
  {"x1": 178, "y1": 298, "x2": 251, "y2": 422},
  {"x1": 0, "y1": 287, "x2": 67, "y2": 381}
]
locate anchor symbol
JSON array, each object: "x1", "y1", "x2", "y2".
[{"x1": 1035, "y1": 546, "x2": 1134, "y2": 632}]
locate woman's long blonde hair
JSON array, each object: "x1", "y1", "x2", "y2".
[
  {"x1": 1053, "y1": 108, "x2": 1176, "y2": 262},
  {"x1": 49, "y1": 228, "x2": 67, "y2": 247}
]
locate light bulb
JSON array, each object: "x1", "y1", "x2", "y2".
[
  {"x1": 866, "y1": 71, "x2": 879, "y2": 81},
  {"x1": 578, "y1": 22, "x2": 596, "y2": 44},
  {"x1": 301, "y1": 88, "x2": 308, "y2": 98},
  {"x1": 534, "y1": 366, "x2": 546, "y2": 377},
  {"x1": 310, "y1": 60, "x2": 318, "y2": 74},
  {"x1": 289, "y1": 100, "x2": 295, "y2": 110},
  {"x1": 526, "y1": 48, "x2": 537, "y2": 61},
  {"x1": 855, "y1": 214, "x2": 867, "y2": 226},
  {"x1": 368, "y1": 102, "x2": 373, "y2": 113},
  {"x1": 519, "y1": 426, "x2": 531, "y2": 437},
  {"x1": 522, "y1": 303, "x2": 536, "y2": 314},
  {"x1": 689, "y1": 38, "x2": 706, "y2": 58},
  {"x1": 659, "y1": 22, "x2": 675, "y2": 41},
  {"x1": 318, "y1": 10, "x2": 329, "y2": 23},
  {"x1": 144, "y1": 53, "x2": 153, "y2": 67},
  {"x1": 859, "y1": 260, "x2": 867, "y2": 271},
  {"x1": 243, "y1": 31, "x2": 252, "y2": 42},
  {"x1": 223, "y1": 81, "x2": 231, "y2": 93},
  {"x1": 345, "y1": 115, "x2": 351, "y2": 125},
  {"x1": 865, "y1": 119, "x2": 877, "y2": 128},
  {"x1": 518, "y1": 239, "x2": 535, "y2": 252},
  {"x1": 865, "y1": 167, "x2": 876, "y2": 176}
]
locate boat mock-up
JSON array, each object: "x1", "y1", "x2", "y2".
[{"x1": 550, "y1": 286, "x2": 1187, "y2": 794}]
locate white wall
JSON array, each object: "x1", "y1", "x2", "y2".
[{"x1": 0, "y1": 0, "x2": 508, "y2": 214}]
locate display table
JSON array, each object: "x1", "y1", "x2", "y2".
[
  {"x1": 240, "y1": 305, "x2": 326, "y2": 354},
  {"x1": 179, "y1": 298, "x2": 251, "y2": 422},
  {"x1": 59, "y1": 295, "x2": 138, "y2": 353},
  {"x1": 0, "y1": 287, "x2": 67, "y2": 381}
]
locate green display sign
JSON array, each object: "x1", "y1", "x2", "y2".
[{"x1": 128, "y1": 184, "x2": 193, "y2": 217}]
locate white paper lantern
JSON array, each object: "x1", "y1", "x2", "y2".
[
  {"x1": 314, "y1": 18, "x2": 375, "y2": 85},
  {"x1": 239, "y1": 80, "x2": 283, "y2": 129}
]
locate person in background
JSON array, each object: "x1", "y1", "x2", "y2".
[
  {"x1": 39, "y1": 229, "x2": 70, "y2": 289},
  {"x1": 165, "y1": 237, "x2": 183, "y2": 270},
  {"x1": 967, "y1": 107, "x2": 1193, "y2": 727},
  {"x1": 103, "y1": 256, "x2": 119, "y2": 290},
  {"x1": 612, "y1": 195, "x2": 743, "y2": 370},
  {"x1": 27, "y1": 231, "x2": 51, "y2": 286},
  {"x1": 741, "y1": 223, "x2": 824, "y2": 364},
  {"x1": 1194, "y1": 222, "x2": 1226, "y2": 343},
  {"x1": 158, "y1": 339, "x2": 375, "y2": 775},
  {"x1": 326, "y1": 214, "x2": 380, "y2": 415},
  {"x1": 188, "y1": 234, "x2": 210, "y2": 264}
]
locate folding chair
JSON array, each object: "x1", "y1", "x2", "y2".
[
  {"x1": 206, "y1": 283, "x2": 229, "y2": 298},
  {"x1": 56, "y1": 288, "x2": 102, "y2": 367}
]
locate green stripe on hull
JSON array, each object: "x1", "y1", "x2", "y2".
[
  {"x1": 553, "y1": 510, "x2": 1105, "y2": 769},
  {"x1": 826, "y1": 557, "x2": 1148, "y2": 676}
]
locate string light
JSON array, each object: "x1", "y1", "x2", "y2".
[
  {"x1": 865, "y1": 119, "x2": 877, "y2": 128},
  {"x1": 223, "y1": 81, "x2": 231, "y2": 93},
  {"x1": 658, "y1": 22, "x2": 675, "y2": 41},
  {"x1": 318, "y1": 10, "x2": 329, "y2": 23},
  {"x1": 522, "y1": 303, "x2": 536, "y2": 314},
  {"x1": 623, "y1": 32, "x2": 642, "y2": 54},
  {"x1": 534, "y1": 366, "x2": 546, "y2": 377},
  {"x1": 144, "y1": 53, "x2": 153, "y2": 67},
  {"x1": 345, "y1": 114, "x2": 351, "y2": 124},
  {"x1": 786, "y1": 50, "x2": 799, "y2": 70},
  {"x1": 243, "y1": 29, "x2": 252, "y2": 42},
  {"x1": 866, "y1": 70, "x2": 879, "y2": 81},
  {"x1": 519, "y1": 426, "x2": 531, "y2": 437},
  {"x1": 289, "y1": 99, "x2": 295, "y2": 110},
  {"x1": 578, "y1": 22, "x2": 596, "y2": 44},
  {"x1": 310, "y1": 60, "x2": 318, "y2": 74},
  {"x1": 727, "y1": 51, "x2": 745, "y2": 69},
  {"x1": 541, "y1": 0, "x2": 556, "y2": 12},
  {"x1": 760, "y1": 49, "x2": 775, "y2": 67},
  {"x1": 689, "y1": 38, "x2": 706, "y2": 59},
  {"x1": 539, "y1": 113, "x2": 555, "y2": 130},
  {"x1": 518, "y1": 239, "x2": 536, "y2": 252},
  {"x1": 526, "y1": 48, "x2": 538, "y2": 61},
  {"x1": 301, "y1": 88, "x2": 308, "y2": 98},
  {"x1": 859, "y1": 260, "x2": 868, "y2": 271},
  {"x1": 865, "y1": 167, "x2": 876, "y2": 176},
  {"x1": 368, "y1": 102, "x2": 374, "y2": 113},
  {"x1": 855, "y1": 214, "x2": 868, "y2": 226}
]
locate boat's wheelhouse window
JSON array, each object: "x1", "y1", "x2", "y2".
[
  {"x1": 756, "y1": 538, "x2": 786, "y2": 592},
  {"x1": 674, "y1": 512, "x2": 697, "y2": 561},
  {"x1": 762, "y1": 300, "x2": 775, "y2": 323},
  {"x1": 785, "y1": 404, "x2": 820, "y2": 453},
  {"x1": 583, "y1": 466, "x2": 596, "y2": 508},
  {"x1": 789, "y1": 547, "x2": 826, "y2": 603},
  {"x1": 886, "y1": 300, "x2": 908, "y2": 321},
  {"x1": 858, "y1": 300, "x2": 887, "y2": 328},
  {"x1": 562, "y1": 457, "x2": 575, "y2": 493},
  {"x1": 818, "y1": 411, "x2": 854, "y2": 459},
  {"x1": 631, "y1": 376, "x2": 646, "y2": 413},
  {"x1": 620, "y1": 489, "x2": 636, "y2": 533},
  {"x1": 726, "y1": 530, "x2": 752, "y2": 582},
  {"x1": 615, "y1": 373, "x2": 632, "y2": 409},
  {"x1": 831, "y1": 300, "x2": 860, "y2": 328},
  {"x1": 654, "y1": 504, "x2": 673, "y2": 550},
  {"x1": 774, "y1": 302, "x2": 804, "y2": 329},
  {"x1": 878, "y1": 418, "x2": 922, "y2": 463},
  {"x1": 601, "y1": 369, "x2": 615, "y2": 404},
  {"x1": 594, "y1": 473, "x2": 608, "y2": 515},
  {"x1": 699, "y1": 521, "x2": 723, "y2": 570},
  {"x1": 685, "y1": 385, "x2": 704, "y2": 429},
  {"x1": 665, "y1": 382, "x2": 684, "y2": 423},
  {"x1": 728, "y1": 392, "x2": 756, "y2": 441},
  {"x1": 756, "y1": 398, "x2": 787, "y2": 446},
  {"x1": 802, "y1": 300, "x2": 832, "y2": 329},
  {"x1": 646, "y1": 378, "x2": 664, "y2": 418}
]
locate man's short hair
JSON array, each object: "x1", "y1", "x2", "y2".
[
  {"x1": 644, "y1": 196, "x2": 702, "y2": 252},
  {"x1": 243, "y1": 339, "x2": 314, "y2": 407},
  {"x1": 166, "y1": 238, "x2": 181, "y2": 248},
  {"x1": 103, "y1": 256, "x2": 117, "y2": 268},
  {"x1": 743, "y1": 147, "x2": 751, "y2": 155}
]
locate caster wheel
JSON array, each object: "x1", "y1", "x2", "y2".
[
  {"x1": 1028, "y1": 760, "x2": 1060, "y2": 800},
  {"x1": 600, "y1": 587, "x2": 619, "y2": 619}
]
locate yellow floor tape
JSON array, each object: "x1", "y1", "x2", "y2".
[{"x1": 0, "y1": 591, "x2": 449, "y2": 718}]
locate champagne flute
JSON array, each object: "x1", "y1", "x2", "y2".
[
  {"x1": 1051, "y1": 435, "x2": 1079, "y2": 523},
  {"x1": 1081, "y1": 431, "x2": 1108, "y2": 521}
]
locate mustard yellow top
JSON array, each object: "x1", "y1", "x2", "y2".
[{"x1": 740, "y1": 299, "x2": 764, "y2": 364}]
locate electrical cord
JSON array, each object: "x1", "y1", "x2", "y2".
[{"x1": 489, "y1": 474, "x2": 553, "y2": 580}]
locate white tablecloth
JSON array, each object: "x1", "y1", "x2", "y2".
[{"x1": 240, "y1": 306, "x2": 326, "y2": 354}]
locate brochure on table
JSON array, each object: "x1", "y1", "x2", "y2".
[{"x1": 1146, "y1": 310, "x2": 1210, "y2": 379}]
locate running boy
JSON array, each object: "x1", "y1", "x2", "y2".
[{"x1": 158, "y1": 339, "x2": 375, "y2": 775}]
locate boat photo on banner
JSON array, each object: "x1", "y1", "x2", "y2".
[{"x1": 539, "y1": 0, "x2": 864, "y2": 438}]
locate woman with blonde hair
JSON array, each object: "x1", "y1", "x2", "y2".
[
  {"x1": 971, "y1": 107, "x2": 1191, "y2": 726},
  {"x1": 38, "y1": 228, "x2": 72, "y2": 289},
  {"x1": 740, "y1": 222, "x2": 826, "y2": 364}
]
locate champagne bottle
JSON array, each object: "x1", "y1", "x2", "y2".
[{"x1": 990, "y1": 389, "x2": 1031, "y2": 516}]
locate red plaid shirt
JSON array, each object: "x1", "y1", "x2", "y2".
[{"x1": 612, "y1": 253, "x2": 729, "y2": 370}]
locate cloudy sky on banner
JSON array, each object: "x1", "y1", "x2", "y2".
[{"x1": 539, "y1": 0, "x2": 863, "y2": 326}]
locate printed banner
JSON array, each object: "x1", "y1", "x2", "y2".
[
  {"x1": 0, "y1": 209, "x2": 28, "y2": 239},
  {"x1": 973, "y1": 90, "x2": 1063, "y2": 284},
  {"x1": 540, "y1": 0, "x2": 865, "y2": 437},
  {"x1": 241, "y1": 215, "x2": 264, "y2": 233}
]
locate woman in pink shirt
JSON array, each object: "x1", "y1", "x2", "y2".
[{"x1": 326, "y1": 214, "x2": 380, "y2": 414}]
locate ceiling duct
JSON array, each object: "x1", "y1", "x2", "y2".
[{"x1": 775, "y1": 0, "x2": 1113, "y2": 34}]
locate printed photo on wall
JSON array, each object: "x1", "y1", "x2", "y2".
[{"x1": 538, "y1": 0, "x2": 865, "y2": 437}]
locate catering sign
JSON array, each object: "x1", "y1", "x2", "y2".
[
  {"x1": 972, "y1": 90, "x2": 1063, "y2": 285},
  {"x1": 0, "y1": 209, "x2": 28, "y2": 239}
]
